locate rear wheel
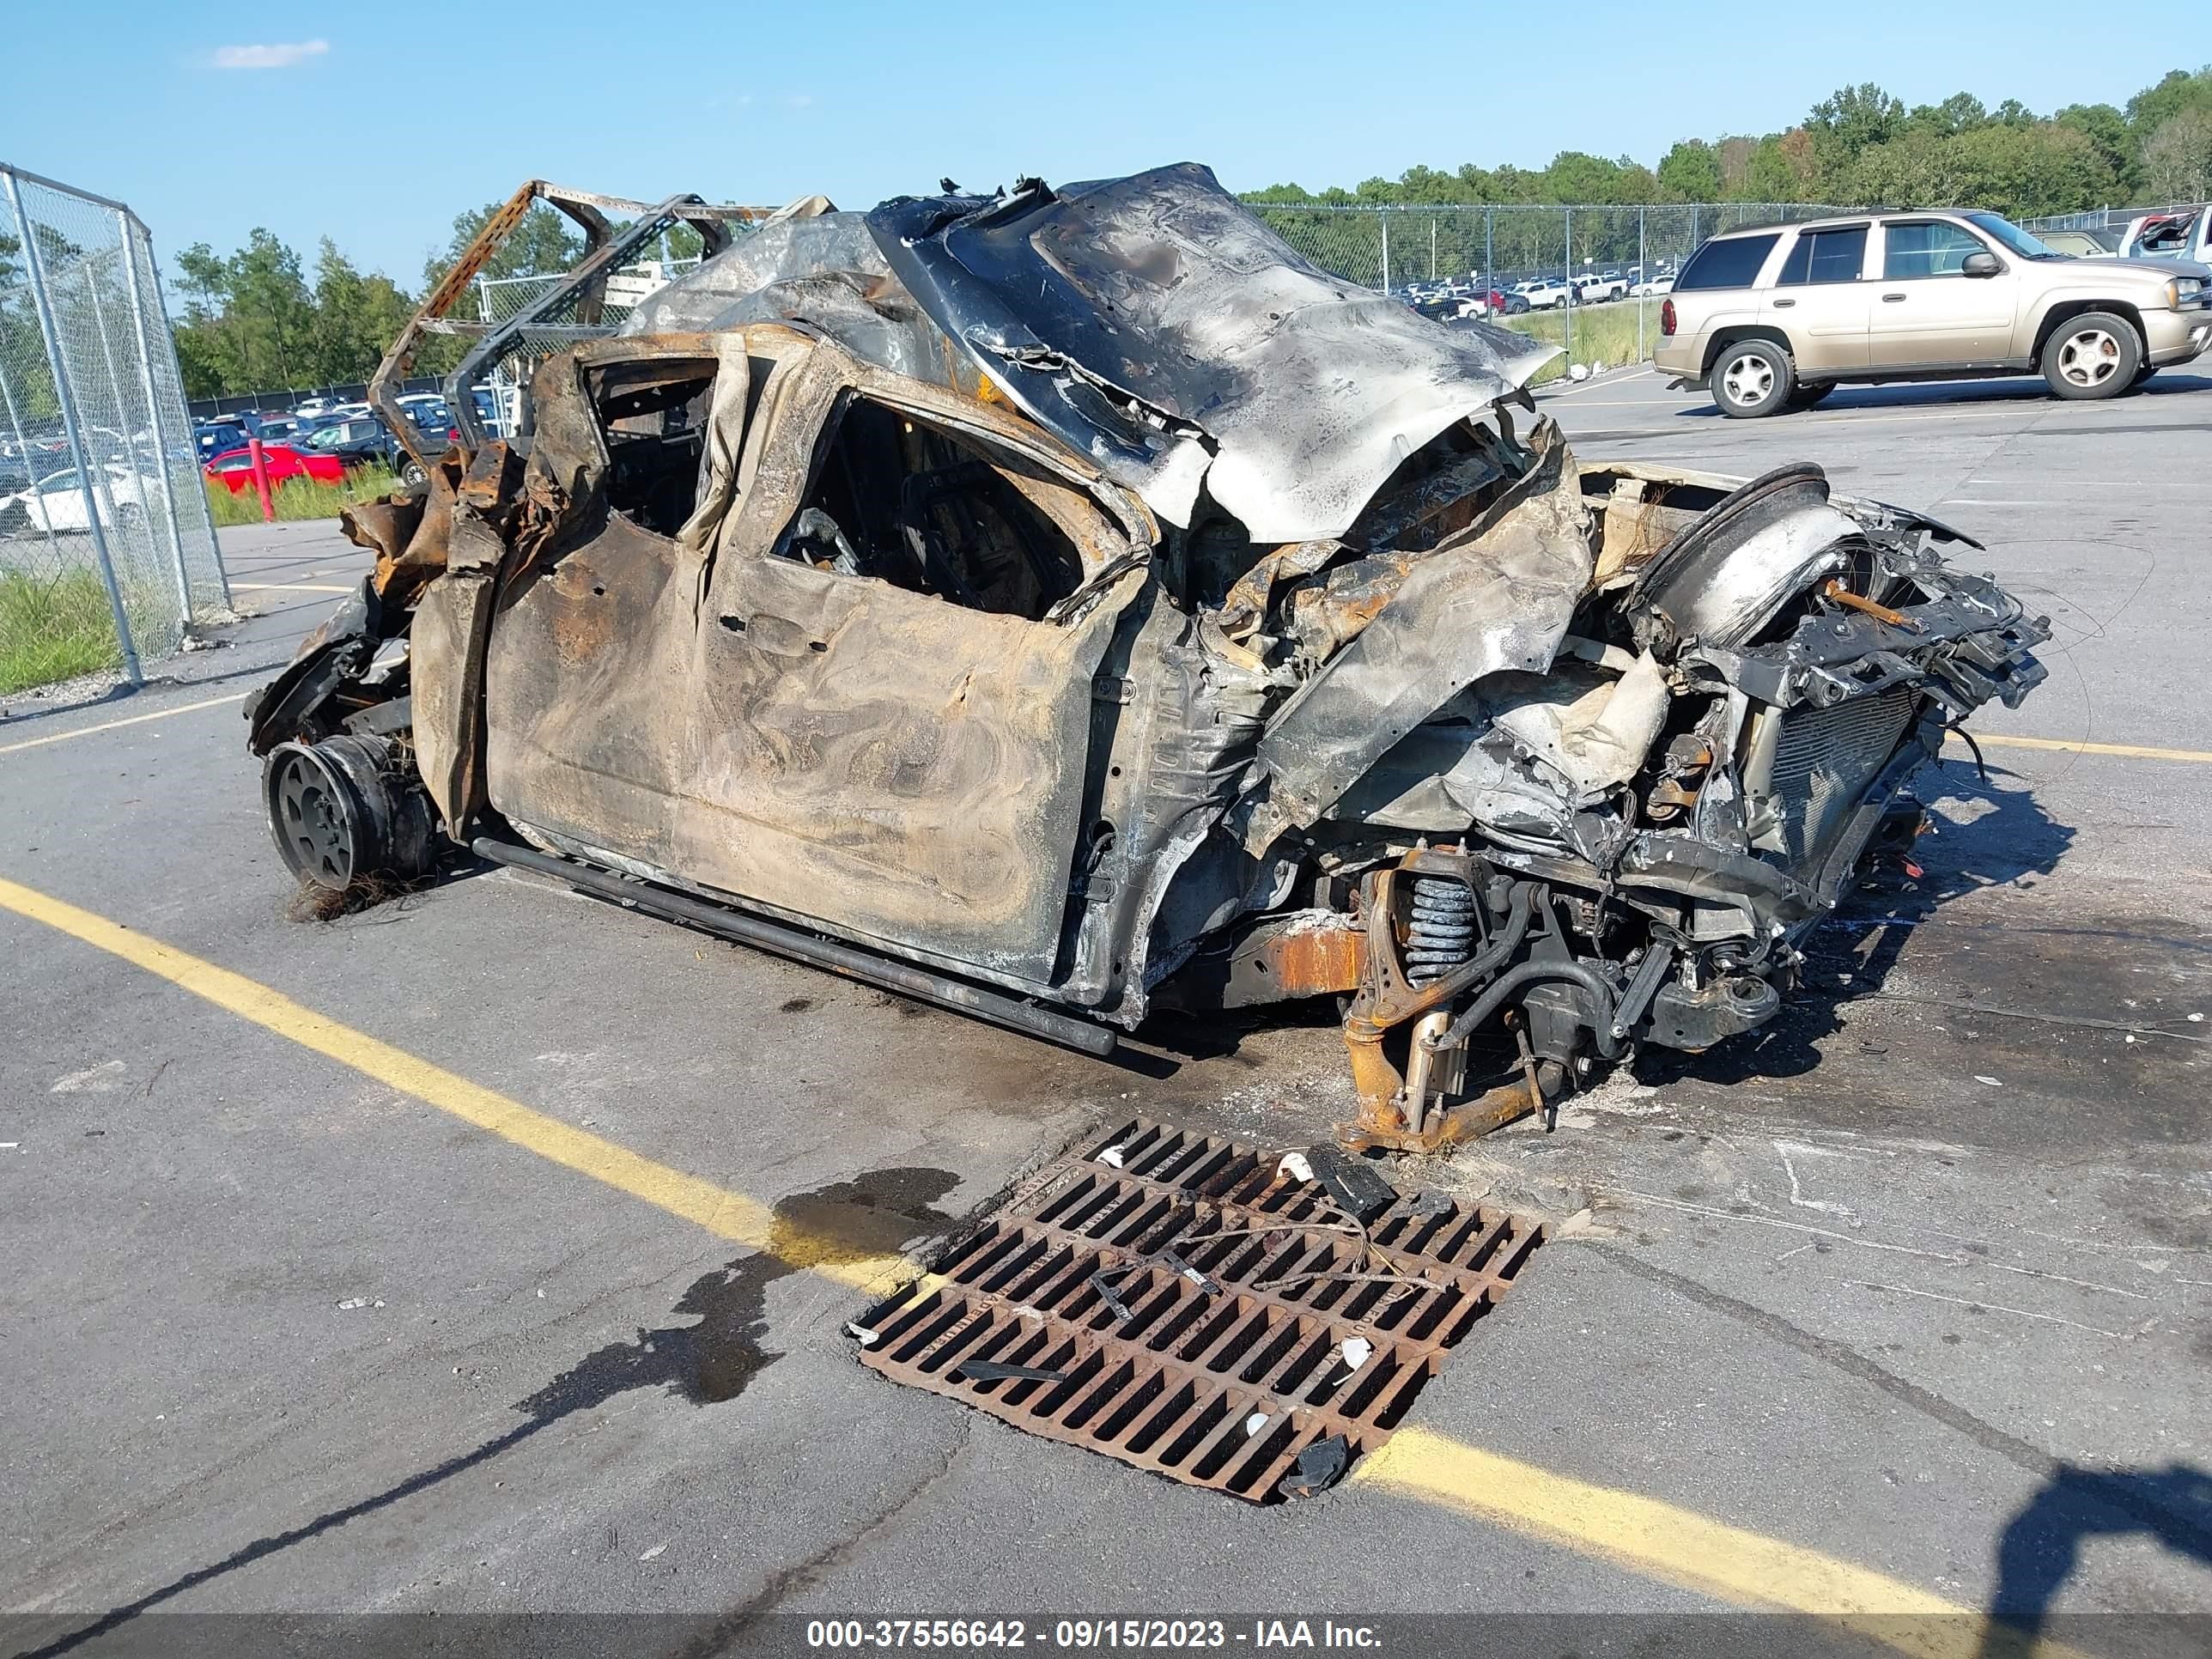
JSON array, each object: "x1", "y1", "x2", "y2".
[
  {"x1": 1712, "y1": 339, "x2": 1794, "y2": 418},
  {"x1": 2040, "y1": 312, "x2": 2141, "y2": 399}
]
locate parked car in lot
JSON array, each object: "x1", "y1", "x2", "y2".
[
  {"x1": 1630, "y1": 274, "x2": 1674, "y2": 297},
  {"x1": 250, "y1": 415, "x2": 319, "y2": 446},
  {"x1": 2120, "y1": 207, "x2": 2212, "y2": 266},
  {"x1": 204, "y1": 443, "x2": 346, "y2": 493},
  {"x1": 2033, "y1": 228, "x2": 2119, "y2": 258},
  {"x1": 194, "y1": 420, "x2": 251, "y2": 462},
  {"x1": 1577, "y1": 271, "x2": 1627, "y2": 303},
  {"x1": 244, "y1": 162, "x2": 2048, "y2": 1154},
  {"x1": 1656, "y1": 209, "x2": 2212, "y2": 416},
  {"x1": 0, "y1": 462, "x2": 164, "y2": 536},
  {"x1": 295, "y1": 415, "x2": 438, "y2": 486},
  {"x1": 1520, "y1": 276, "x2": 1572, "y2": 309}
]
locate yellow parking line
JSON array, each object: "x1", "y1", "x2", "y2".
[
  {"x1": 1953, "y1": 731, "x2": 2212, "y2": 765},
  {"x1": 0, "y1": 872, "x2": 2074, "y2": 1654},
  {"x1": 1358, "y1": 1430, "x2": 2075, "y2": 1658},
  {"x1": 0, "y1": 692, "x2": 244, "y2": 756}
]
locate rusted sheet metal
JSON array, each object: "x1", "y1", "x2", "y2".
[
  {"x1": 854, "y1": 1120, "x2": 1543, "y2": 1500},
  {"x1": 1250, "y1": 914, "x2": 1367, "y2": 999}
]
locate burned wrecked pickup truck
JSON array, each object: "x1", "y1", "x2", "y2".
[{"x1": 246, "y1": 164, "x2": 2047, "y2": 1152}]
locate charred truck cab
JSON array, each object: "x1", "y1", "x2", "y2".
[{"x1": 248, "y1": 166, "x2": 2048, "y2": 1154}]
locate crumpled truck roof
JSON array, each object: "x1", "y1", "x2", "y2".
[{"x1": 869, "y1": 164, "x2": 1558, "y2": 543}]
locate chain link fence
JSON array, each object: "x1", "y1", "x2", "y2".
[
  {"x1": 1253, "y1": 201, "x2": 1845, "y2": 380},
  {"x1": 471, "y1": 256, "x2": 706, "y2": 437},
  {"x1": 1, "y1": 163, "x2": 228, "y2": 694}
]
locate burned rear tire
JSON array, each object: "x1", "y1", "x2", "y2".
[{"x1": 264, "y1": 733, "x2": 434, "y2": 892}]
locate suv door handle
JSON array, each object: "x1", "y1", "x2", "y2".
[
  {"x1": 1771, "y1": 298, "x2": 1796, "y2": 308},
  {"x1": 1881, "y1": 293, "x2": 1906, "y2": 302}
]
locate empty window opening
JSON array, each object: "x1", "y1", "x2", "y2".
[
  {"x1": 590, "y1": 361, "x2": 716, "y2": 537},
  {"x1": 776, "y1": 397, "x2": 1085, "y2": 621}
]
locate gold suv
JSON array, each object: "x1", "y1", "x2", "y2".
[{"x1": 1655, "y1": 210, "x2": 2211, "y2": 416}]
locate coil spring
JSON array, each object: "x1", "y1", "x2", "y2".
[{"x1": 1405, "y1": 875, "x2": 1477, "y2": 985}]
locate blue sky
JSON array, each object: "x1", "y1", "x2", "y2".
[{"x1": 1, "y1": 1, "x2": 2192, "y2": 284}]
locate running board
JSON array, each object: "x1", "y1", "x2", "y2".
[{"x1": 470, "y1": 836, "x2": 1119, "y2": 1060}]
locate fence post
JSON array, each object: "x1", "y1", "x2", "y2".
[
  {"x1": 116, "y1": 210, "x2": 194, "y2": 629},
  {"x1": 1563, "y1": 205, "x2": 1573, "y2": 364},
  {"x1": 246, "y1": 437, "x2": 276, "y2": 523},
  {"x1": 1379, "y1": 211, "x2": 1390, "y2": 292},
  {"x1": 1485, "y1": 209, "x2": 1493, "y2": 292},
  {"x1": 1638, "y1": 207, "x2": 1647, "y2": 362},
  {"x1": 3, "y1": 164, "x2": 142, "y2": 685},
  {"x1": 1430, "y1": 216, "x2": 1437, "y2": 282}
]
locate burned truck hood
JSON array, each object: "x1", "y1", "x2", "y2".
[{"x1": 867, "y1": 163, "x2": 1557, "y2": 543}]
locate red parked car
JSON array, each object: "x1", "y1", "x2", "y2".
[{"x1": 203, "y1": 444, "x2": 347, "y2": 494}]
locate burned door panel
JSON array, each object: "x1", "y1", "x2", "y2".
[
  {"x1": 684, "y1": 552, "x2": 1140, "y2": 981},
  {"x1": 483, "y1": 512, "x2": 695, "y2": 870}
]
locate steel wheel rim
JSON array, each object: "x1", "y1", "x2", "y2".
[
  {"x1": 2057, "y1": 328, "x2": 2120, "y2": 387},
  {"x1": 274, "y1": 750, "x2": 354, "y2": 887},
  {"x1": 1722, "y1": 353, "x2": 1774, "y2": 407}
]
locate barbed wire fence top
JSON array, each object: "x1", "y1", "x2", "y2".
[{"x1": 2, "y1": 162, "x2": 229, "y2": 695}]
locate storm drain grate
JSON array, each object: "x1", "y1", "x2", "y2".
[{"x1": 850, "y1": 1119, "x2": 1543, "y2": 1501}]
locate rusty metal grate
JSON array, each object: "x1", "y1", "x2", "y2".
[{"x1": 851, "y1": 1119, "x2": 1542, "y2": 1501}]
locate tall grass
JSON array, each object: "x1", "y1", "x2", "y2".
[
  {"x1": 0, "y1": 569, "x2": 122, "y2": 694},
  {"x1": 204, "y1": 464, "x2": 405, "y2": 527},
  {"x1": 1498, "y1": 299, "x2": 1661, "y2": 385}
]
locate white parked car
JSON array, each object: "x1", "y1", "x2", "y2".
[
  {"x1": 1629, "y1": 274, "x2": 1675, "y2": 297},
  {"x1": 2119, "y1": 207, "x2": 2212, "y2": 266},
  {"x1": 0, "y1": 464, "x2": 165, "y2": 537},
  {"x1": 1520, "y1": 277, "x2": 1571, "y2": 309}
]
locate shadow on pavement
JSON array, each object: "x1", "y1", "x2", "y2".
[
  {"x1": 1671, "y1": 370, "x2": 2212, "y2": 421},
  {"x1": 1639, "y1": 761, "x2": 2072, "y2": 1088},
  {"x1": 1980, "y1": 1462, "x2": 2212, "y2": 1656}
]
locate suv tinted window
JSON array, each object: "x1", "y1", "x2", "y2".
[
  {"x1": 1676, "y1": 234, "x2": 1780, "y2": 291},
  {"x1": 1778, "y1": 226, "x2": 1867, "y2": 285},
  {"x1": 1883, "y1": 222, "x2": 1990, "y2": 280}
]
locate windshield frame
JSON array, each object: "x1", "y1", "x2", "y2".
[{"x1": 1964, "y1": 211, "x2": 2063, "y2": 261}]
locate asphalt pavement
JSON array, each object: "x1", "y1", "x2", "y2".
[{"x1": 4, "y1": 372, "x2": 2211, "y2": 1659}]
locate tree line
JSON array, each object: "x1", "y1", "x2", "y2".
[
  {"x1": 147, "y1": 66, "x2": 2212, "y2": 400},
  {"x1": 1249, "y1": 68, "x2": 2212, "y2": 218}
]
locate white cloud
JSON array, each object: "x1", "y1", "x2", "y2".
[{"x1": 212, "y1": 40, "x2": 330, "y2": 70}]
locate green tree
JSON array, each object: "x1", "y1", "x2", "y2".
[
  {"x1": 2126, "y1": 68, "x2": 2212, "y2": 139},
  {"x1": 1656, "y1": 140, "x2": 1723, "y2": 201},
  {"x1": 307, "y1": 240, "x2": 416, "y2": 385},
  {"x1": 171, "y1": 229, "x2": 318, "y2": 394},
  {"x1": 1905, "y1": 93, "x2": 1989, "y2": 138},
  {"x1": 1808, "y1": 82, "x2": 1906, "y2": 160},
  {"x1": 2142, "y1": 106, "x2": 2212, "y2": 200},
  {"x1": 2055, "y1": 102, "x2": 2136, "y2": 192}
]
